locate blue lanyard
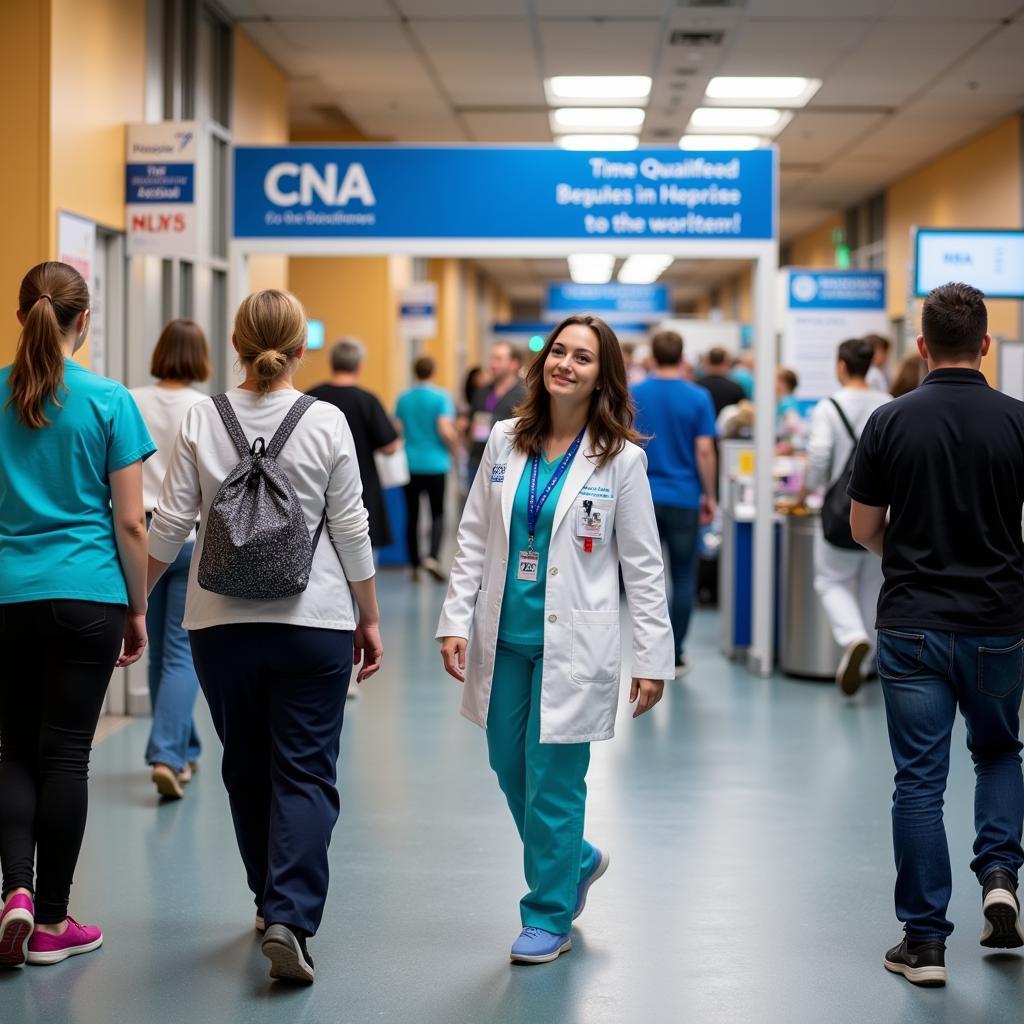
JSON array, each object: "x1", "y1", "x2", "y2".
[{"x1": 527, "y1": 428, "x2": 586, "y2": 549}]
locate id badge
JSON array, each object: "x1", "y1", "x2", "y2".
[
  {"x1": 517, "y1": 550, "x2": 540, "y2": 582},
  {"x1": 576, "y1": 500, "x2": 607, "y2": 541}
]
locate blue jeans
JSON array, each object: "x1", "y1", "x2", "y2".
[
  {"x1": 145, "y1": 542, "x2": 201, "y2": 772},
  {"x1": 654, "y1": 504, "x2": 700, "y2": 661},
  {"x1": 878, "y1": 627, "x2": 1024, "y2": 942}
]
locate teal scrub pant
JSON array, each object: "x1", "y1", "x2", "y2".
[{"x1": 486, "y1": 639, "x2": 599, "y2": 935}]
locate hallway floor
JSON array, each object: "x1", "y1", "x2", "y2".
[{"x1": 2, "y1": 571, "x2": 1022, "y2": 1023}]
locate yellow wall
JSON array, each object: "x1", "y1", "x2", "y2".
[
  {"x1": 423, "y1": 259, "x2": 459, "y2": 391},
  {"x1": 787, "y1": 213, "x2": 844, "y2": 269}
]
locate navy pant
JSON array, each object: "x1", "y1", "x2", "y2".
[
  {"x1": 653, "y1": 504, "x2": 701, "y2": 661},
  {"x1": 189, "y1": 623, "x2": 353, "y2": 937},
  {"x1": 878, "y1": 627, "x2": 1024, "y2": 941}
]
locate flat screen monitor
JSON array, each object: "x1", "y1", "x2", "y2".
[{"x1": 914, "y1": 229, "x2": 1024, "y2": 299}]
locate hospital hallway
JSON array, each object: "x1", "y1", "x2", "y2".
[{"x1": 2, "y1": 570, "x2": 1022, "y2": 1024}]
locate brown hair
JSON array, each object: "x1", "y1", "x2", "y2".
[
  {"x1": 511, "y1": 314, "x2": 640, "y2": 469},
  {"x1": 864, "y1": 333, "x2": 891, "y2": 353},
  {"x1": 150, "y1": 319, "x2": 211, "y2": 382},
  {"x1": 6, "y1": 262, "x2": 90, "y2": 429},
  {"x1": 777, "y1": 367, "x2": 798, "y2": 393},
  {"x1": 233, "y1": 289, "x2": 307, "y2": 395},
  {"x1": 651, "y1": 330, "x2": 683, "y2": 367},
  {"x1": 413, "y1": 355, "x2": 435, "y2": 380},
  {"x1": 891, "y1": 354, "x2": 928, "y2": 398},
  {"x1": 706, "y1": 346, "x2": 728, "y2": 367},
  {"x1": 921, "y1": 282, "x2": 987, "y2": 361}
]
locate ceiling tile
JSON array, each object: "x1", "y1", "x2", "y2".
[
  {"x1": 775, "y1": 111, "x2": 883, "y2": 163},
  {"x1": 539, "y1": 20, "x2": 661, "y2": 76},
  {"x1": 747, "y1": 0, "x2": 889, "y2": 16},
  {"x1": 462, "y1": 112, "x2": 552, "y2": 143},
  {"x1": 536, "y1": 0, "x2": 671, "y2": 14},
  {"x1": 884, "y1": 0, "x2": 1023, "y2": 17},
  {"x1": 395, "y1": 0, "x2": 527, "y2": 16},
  {"x1": 251, "y1": 0, "x2": 395, "y2": 15}
]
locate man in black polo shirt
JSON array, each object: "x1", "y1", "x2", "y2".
[{"x1": 849, "y1": 283, "x2": 1024, "y2": 987}]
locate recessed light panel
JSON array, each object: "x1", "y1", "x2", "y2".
[
  {"x1": 545, "y1": 76, "x2": 652, "y2": 106},
  {"x1": 705, "y1": 76, "x2": 821, "y2": 107},
  {"x1": 679, "y1": 134, "x2": 764, "y2": 150},
  {"x1": 551, "y1": 108, "x2": 646, "y2": 133},
  {"x1": 689, "y1": 107, "x2": 783, "y2": 130},
  {"x1": 568, "y1": 254, "x2": 615, "y2": 285},
  {"x1": 556, "y1": 134, "x2": 640, "y2": 151},
  {"x1": 618, "y1": 255, "x2": 674, "y2": 285}
]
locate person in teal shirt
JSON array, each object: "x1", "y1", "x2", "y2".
[
  {"x1": 395, "y1": 355, "x2": 457, "y2": 580},
  {"x1": 0, "y1": 262, "x2": 153, "y2": 968},
  {"x1": 731, "y1": 353, "x2": 755, "y2": 399}
]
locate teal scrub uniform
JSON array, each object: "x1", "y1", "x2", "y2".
[{"x1": 489, "y1": 453, "x2": 599, "y2": 934}]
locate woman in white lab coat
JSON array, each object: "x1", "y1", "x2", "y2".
[{"x1": 437, "y1": 314, "x2": 674, "y2": 965}]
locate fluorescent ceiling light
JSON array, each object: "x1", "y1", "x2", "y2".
[
  {"x1": 618, "y1": 255, "x2": 673, "y2": 285},
  {"x1": 705, "y1": 76, "x2": 820, "y2": 106},
  {"x1": 545, "y1": 76, "x2": 652, "y2": 105},
  {"x1": 690, "y1": 107, "x2": 783, "y2": 130},
  {"x1": 568, "y1": 254, "x2": 615, "y2": 285},
  {"x1": 556, "y1": 134, "x2": 639, "y2": 151},
  {"x1": 679, "y1": 134, "x2": 764, "y2": 151},
  {"x1": 551, "y1": 107, "x2": 646, "y2": 132}
]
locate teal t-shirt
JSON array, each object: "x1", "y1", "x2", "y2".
[
  {"x1": 0, "y1": 360, "x2": 156, "y2": 605},
  {"x1": 497, "y1": 453, "x2": 573, "y2": 645},
  {"x1": 395, "y1": 384, "x2": 455, "y2": 475}
]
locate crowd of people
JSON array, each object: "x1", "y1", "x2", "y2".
[{"x1": 0, "y1": 262, "x2": 1021, "y2": 991}]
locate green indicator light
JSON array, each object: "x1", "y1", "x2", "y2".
[{"x1": 529, "y1": 335, "x2": 545, "y2": 352}]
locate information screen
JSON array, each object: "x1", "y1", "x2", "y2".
[{"x1": 915, "y1": 229, "x2": 1024, "y2": 299}]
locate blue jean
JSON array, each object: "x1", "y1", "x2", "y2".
[
  {"x1": 145, "y1": 542, "x2": 201, "y2": 772},
  {"x1": 654, "y1": 504, "x2": 700, "y2": 661},
  {"x1": 877, "y1": 627, "x2": 1024, "y2": 942}
]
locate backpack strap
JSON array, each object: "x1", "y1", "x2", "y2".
[
  {"x1": 211, "y1": 394, "x2": 252, "y2": 461},
  {"x1": 828, "y1": 397, "x2": 858, "y2": 445},
  {"x1": 267, "y1": 394, "x2": 319, "y2": 459}
]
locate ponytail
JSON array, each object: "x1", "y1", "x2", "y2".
[{"x1": 6, "y1": 261, "x2": 90, "y2": 429}]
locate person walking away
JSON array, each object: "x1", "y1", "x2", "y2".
[
  {"x1": 438, "y1": 314, "x2": 674, "y2": 965},
  {"x1": 889, "y1": 353, "x2": 927, "y2": 398},
  {"x1": 0, "y1": 262, "x2": 153, "y2": 968},
  {"x1": 395, "y1": 356, "x2": 457, "y2": 581},
  {"x1": 148, "y1": 289, "x2": 382, "y2": 985},
  {"x1": 131, "y1": 320, "x2": 211, "y2": 799},
  {"x1": 456, "y1": 366, "x2": 488, "y2": 496},
  {"x1": 466, "y1": 342, "x2": 527, "y2": 485},
  {"x1": 849, "y1": 283, "x2": 1024, "y2": 986},
  {"x1": 696, "y1": 347, "x2": 746, "y2": 418},
  {"x1": 865, "y1": 334, "x2": 892, "y2": 392},
  {"x1": 796, "y1": 339, "x2": 890, "y2": 696},
  {"x1": 631, "y1": 331, "x2": 717, "y2": 675},
  {"x1": 730, "y1": 353, "x2": 755, "y2": 399},
  {"x1": 308, "y1": 338, "x2": 399, "y2": 551}
]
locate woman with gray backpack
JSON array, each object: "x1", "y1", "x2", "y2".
[{"x1": 147, "y1": 289, "x2": 382, "y2": 985}]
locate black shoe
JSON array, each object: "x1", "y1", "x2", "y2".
[
  {"x1": 883, "y1": 938, "x2": 946, "y2": 986},
  {"x1": 836, "y1": 638, "x2": 870, "y2": 696},
  {"x1": 261, "y1": 924, "x2": 315, "y2": 984},
  {"x1": 981, "y1": 869, "x2": 1024, "y2": 949}
]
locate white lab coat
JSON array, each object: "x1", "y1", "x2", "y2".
[{"x1": 436, "y1": 420, "x2": 675, "y2": 743}]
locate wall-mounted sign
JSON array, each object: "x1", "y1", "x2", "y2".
[
  {"x1": 58, "y1": 211, "x2": 96, "y2": 289},
  {"x1": 915, "y1": 228, "x2": 1024, "y2": 299},
  {"x1": 398, "y1": 282, "x2": 438, "y2": 340},
  {"x1": 233, "y1": 146, "x2": 776, "y2": 242},
  {"x1": 546, "y1": 282, "x2": 670, "y2": 322},
  {"x1": 126, "y1": 121, "x2": 198, "y2": 257},
  {"x1": 781, "y1": 269, "x2": 888, "y2": 400}
]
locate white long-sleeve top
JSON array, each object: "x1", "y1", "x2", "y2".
[
  {"x1": 804, "y1": 386, "x2": 892, "y2": 493},
  {"x1": 149, "y1": 386, "x2": 374, "y2": 632}
]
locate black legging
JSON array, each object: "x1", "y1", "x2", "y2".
[
  {"x1": 0, "y1": 600, "x2": 124, "y2": 924},
  {"x1": 404, "y1": 473, "x2": 446, "y2": 565}
]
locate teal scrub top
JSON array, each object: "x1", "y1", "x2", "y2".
[
  {"x1": 0, "y1": 360, "x2": 156, "y2": 606},
  {"x1": 497, "y1": 453, "x2": 574, "y2": 645},
  {"x1": 395, "y1": 384, "x2": 455, "y2": 475}
]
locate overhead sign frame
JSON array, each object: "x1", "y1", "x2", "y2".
[{"x1": 914, "y1": 227, "x2": 1024, "y2": 300}]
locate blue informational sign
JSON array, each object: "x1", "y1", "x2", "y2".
[
  {"x1": 126, "y1": 163, "x2": 194, "y2": 203},
  {"x1": 233, "y1": 146, "x2": 775, "y2": 241},
  {"x1": 915, "y1": 229, "x2": 1024, "y2": 299},
  {"x1": 787, "y1": 270, "x2": 886, "y2": 310},
  {"x1": 306, "y1": 319, "x2": 325, "y2": 351},
  {"x1": 546, "y1": 282, "x2": 670, "y2": 320}
]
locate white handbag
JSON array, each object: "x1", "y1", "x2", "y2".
[{"x1": 375, "y1": 444, "x2": 411, "y2": 489}]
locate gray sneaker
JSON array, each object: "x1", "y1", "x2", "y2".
[{"x1": 261, "y1": 924, "x2": 314, "y2": 984}]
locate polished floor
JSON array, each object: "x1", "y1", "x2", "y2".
[{"x1": 2, "y1": 571, "x2": 1023, "y2": 1024}]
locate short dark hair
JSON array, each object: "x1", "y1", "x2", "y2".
[
  {"x1": 864, "y1": 333, "x2": 890, "y2": 353},
  {"x1": 150, "y1": 319, "x2": 211, "y2": 382},
  {"x1": 651, "y1": 330, "x2": 683, "y2": 367},
  {"x1": 837, "y1": 338, "x2": 874, "y2": 379},
  {"x1": 921, "y1": 282, "x2": 988, "y2": 361},
  {"x1": 777, "y1": 368, "x2": 798, "y2": 392},
  {"x1": 330, "y1": 338, "x2": 365, "y2": 373},
  {"x1": 506, "y1": 344, "x2": 524, "y2": 368},
  {"x1": 413, "y1": 355, "x2": 435, "y2": 380},
  {"x1": 706, "y1": 346, "x2": 728, "y2": 367}
]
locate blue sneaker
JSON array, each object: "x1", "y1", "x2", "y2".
[
  {"x1": 573, "y1": 847, "x2": 610, "y2": 920},
  {"x1": 510, "y1": 927, "x2": 572, "y2": 964}
]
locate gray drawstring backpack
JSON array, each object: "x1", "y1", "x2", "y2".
[{"x1": 198, "y1": 393, "x2": 325, "y2": 600}]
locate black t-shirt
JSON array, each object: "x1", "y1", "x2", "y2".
[
  {"x1": 468, "y1": 379, "x2": 528, "y2": 461},
  {"x1": 307, "y1": 383, "x2": 399, "y2": 548},
  {"x1": 847, "y1": 369, "x2": 1024, "y2": 634},
  {"x1": 695, "y1": 373, "x2": 746, "y2": 418}
]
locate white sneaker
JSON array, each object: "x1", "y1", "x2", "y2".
[
  {"x1": 421, "y1": 556, "x2": 446, "y2": 582},
  {"x1": 836, "y1": 638, "x2": 871, "y2": 696}
]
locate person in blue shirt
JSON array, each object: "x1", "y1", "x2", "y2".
[
  {"x1": 631, "y1": 331, "x2": 718, "y2": 674},
  {"x1": 395, "y1": 356, "x2": 457, "y2": 581},
  {"x1": 731, "y1": 352, "x2": 755, "y2": 399},
  {"x1": 0, "y1": 262, "x2": 154, "y2": 969}
]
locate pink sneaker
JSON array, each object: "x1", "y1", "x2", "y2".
[
  {"x1": 26, "y1": 916, "x2": 102, "y2": 965},
  {"x1": 0, "y1": 892, "x2": 34, "y2": 967}
]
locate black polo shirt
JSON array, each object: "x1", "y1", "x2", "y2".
[{"x1": 847, "y1": 368, "x2": 1024, "y2": 634}]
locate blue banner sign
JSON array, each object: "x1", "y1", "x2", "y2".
[
  {"x1": 788, "y1": 270, "x2": 886, "y2": 310},
  {"x1": 126, "y1": 163, "x2": 194, "y2": 203},
  {"x1": 546, "y1": 282, "x2": 670, "y2": 320},
  {"x1": 233, "y1": 146, "x2": 775, "y2": 241}
]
